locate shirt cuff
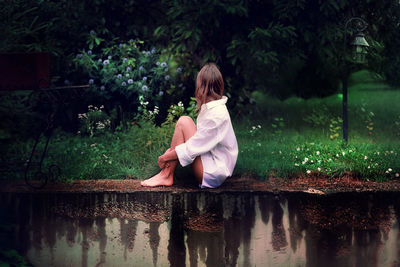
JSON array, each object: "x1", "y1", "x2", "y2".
[{"x1": 175, "y1": 143, "x2": 193, "y2": 167}]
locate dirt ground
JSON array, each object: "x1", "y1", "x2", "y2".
[{"x1": 1, "y1": 175, "x2": 400, "y2": 194}]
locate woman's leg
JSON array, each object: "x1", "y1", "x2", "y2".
[{"x1": 141, "y1": 116, "x2": 203, "y2": 187}]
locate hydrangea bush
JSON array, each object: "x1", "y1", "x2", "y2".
[{"x1": 74, "y1": 38, "x2": 183, "y2": 119}]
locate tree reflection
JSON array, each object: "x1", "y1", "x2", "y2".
[
  {"x1": 168, "y1": 194, "x2": 185, "y2": 267},
  {"x1": 271, "y1": 196, "x2": 288, "y2": 252},
  {"x1": 148, "y1": 222, "x2": 161, "y2": 267},
  {"x1": 184, "y1": 193, "x2": 224, "y2": 266},
  {"x1": 4, "y1": 191, "x2": 400, "y2": 267},
  {"x1": 96, "y1": 217, "x2": 107, "y2": 266},
  {"x1": 287, "y1": 194, "x2": 307, "y2": 253},
  {"x1": 300, "y1": 193, "x2": 395, "y2": 266}
]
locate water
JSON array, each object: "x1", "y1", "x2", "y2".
[{"x1": 1, "y1": 192, "x2": 400, "y2": 267}]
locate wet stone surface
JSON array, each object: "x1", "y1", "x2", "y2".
[{"x1": 1, "y1": 191, "x2": 400, "y2": 266}]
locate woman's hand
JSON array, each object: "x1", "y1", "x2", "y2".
[
  {"x1": 158, "y1": 148, "x2": 172, "y2": 169},
  {"x1": 158, "y1": 155, "x2": 167, "y2": 169}
]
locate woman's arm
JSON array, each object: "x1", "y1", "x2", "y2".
[{"x1": 175, "y1": 117, "x2": 227, "y2": 167}]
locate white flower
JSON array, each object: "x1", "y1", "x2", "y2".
[
  {"x1": 386, "y1": 171, "x2": 389, "y2": 174},
  {"x1": 396, "y1": 173, "x2": 399, "y2": 177},
  {"x1": 316, "y1": 151, "x2": 320, "y2": 155},
  {"x1": 364, "y1": 156, "x2": 368, "y2": 160},
  {"x1": 257, "y1": 143, "x2": 261, "y2": 147},
  {"x1": 310, "y1": 160, "x2": 314, "y2": 163},
  {"x1": 342, "y1": 152, "x2": 345, "y2": 156},
  {"x1": 295, "y1": 163, "x2": 299, "y2": 166},
  {"x1": 388, "y1": 168, "x2": 393, "y2": 172},
  {"x1": 296, "y1": 147, "x2": 300, "y2": 151},
  {"x1": 304, "y1": 157, "x2": 309, "y2": 162},
  {"x1": 349, "y1": 150, "x2": 353, "y2": 153},
  {"x1": 257, "y1": 125, "x2": 261, "y2": 128},
  {"x1": 252, "y1": 126, "x2": 256, "y2": 130},
  {"x1": 368, "y1": 166, "x2": 371, "y2": 169},
  {"x1": 317, "y1": 167, "x2": 321, "y2": 171},
  {"x1": 306, "y1": 170, "x2": 311, "y2": 174},
  {"x1": 377, "y1": 152, "x2": 380, "y2": 155},
  {"x1": 336, "y1": 154, "x2": 339, "y2": 157}
]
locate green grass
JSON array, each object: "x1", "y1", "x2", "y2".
[
  {"x1": 234, "y1": 70, "x2": 400, "y2": 180},
  {"x1": 2, "y1": 70, "x2": 400, "y2": 182}
]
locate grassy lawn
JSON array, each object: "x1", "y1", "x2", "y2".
[
  {"x1": 3, "y1": 70, "x2": 400, "y2": 182},
  {"x1": 235, "y1": 70, "x2": 400, "y2": 180}
]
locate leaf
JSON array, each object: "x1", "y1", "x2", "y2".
[{"x1": 95, "y1": 37, "x2": 102, "y2": 45}]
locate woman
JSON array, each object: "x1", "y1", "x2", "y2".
[{"x1": 141, "y1": 63, "x2": 238, "y2": 188}]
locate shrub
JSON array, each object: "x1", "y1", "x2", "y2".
[
  {"x1": 73, "y1": 38, "x2": 183, "y2": 122},
  {"x1": 78, "y1": 105, "x2": 111, "y2": 137}
]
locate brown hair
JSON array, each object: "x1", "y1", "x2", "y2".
[{"x1": 195, "y1": 63, "x2": 224, "y2": 111}]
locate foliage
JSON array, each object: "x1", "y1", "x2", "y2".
[
  {"x1": 0, "y1": 0, "x2": 58, "y2": 53},
  {"x1": 303, "y1": 105, "x2": 330, "y2": 135},
  {"x1": 78, "y1": 105, "x2": 111, "y2": 137},
  {"x1": 359, "y1": 102, "x2": 375, "y2": 136},
  {"x1": 329, "y1": 117, "x2": 343, "y2": 140},
  {"x1": 154, "y1": 0, "x2": 400, "y2": 101},
  {"x1": 395, "y1": 116, "x2": 400, "y2": 137},
  {"x1": 0, "y1": 249, "x2": 31, "y2": 267},
  {"x1": 73, "y1": 38, "x2": 184, "y2": 121},
  {"x1": 271, "y1": 117, "x2": 285, "y2": 136},
  {"x1": 1, "y1": 0, "x2": 399, "y2": 103},
  {"x1": 161, "y1": 97, "x2": 197, "y2": 129}
]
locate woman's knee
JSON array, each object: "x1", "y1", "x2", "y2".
[
  {"x1": 176, "y1": 116, "x2": 196, "y2": 138},
  {"x1": 177, "y1": 116, "x2": 194, "y2": 128}
]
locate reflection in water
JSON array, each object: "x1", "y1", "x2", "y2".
[
  {"x1": 1, "y1": 192, "x2": 400, "y2": 266},
  {"x1": 168, "y1": 194, "x2": 185, "y2": 267}
]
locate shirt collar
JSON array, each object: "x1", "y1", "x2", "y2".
[{"x1": 205, "y1": 96, "x2": 228, "y2": 109}]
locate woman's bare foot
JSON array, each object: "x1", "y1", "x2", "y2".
[{"x1": 141, "y1": 169, "x2": 173, "y2": 187}]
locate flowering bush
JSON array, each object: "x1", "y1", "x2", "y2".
[
  {"x1": 74, "y1": 37, "x2": 183, "y2": 119},
  {"x1": 78, "y1": 105, "x2": 111, "y2": 137},
  {"x1": 161, "y1": 97, "x2": 197, "y2": 129},
  {"x1": 136, "y1": 95, "x2": 160, "y2": 124}
]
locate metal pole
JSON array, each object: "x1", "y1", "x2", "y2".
[
  {"x1": 342, "y1": 17, "x2": 368, "y2": 142},
  {"x1": 342, "y1": 74, "x2": 348, "y2": 142}
]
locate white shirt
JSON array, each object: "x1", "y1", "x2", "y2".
[{"x1": 175, "y1": 96, "x2": 238, "y2": 188}]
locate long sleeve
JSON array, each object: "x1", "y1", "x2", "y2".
[{"x1": 175, "y1": 116, "x2": 226, "y2": 167}]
